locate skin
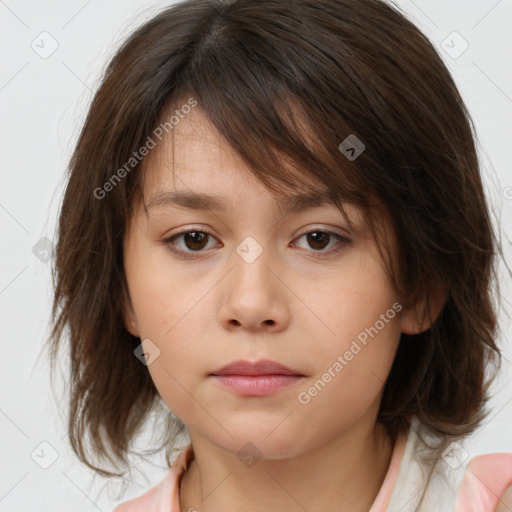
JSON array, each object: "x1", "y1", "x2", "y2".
[{"x1": 122, "y1": 106, "x2": 438, "y2": 512}]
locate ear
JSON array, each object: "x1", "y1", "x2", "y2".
[
  {"x1": 400, "y1": 288, "x2": 447, "y2": 335},
  {"x1": 122, "y1": 291, "x2": 141, "y2": 338}
]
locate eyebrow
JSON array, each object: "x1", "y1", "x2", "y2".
[{"x1": 146, "y1": 189, "x2": 338, "y2": 214}]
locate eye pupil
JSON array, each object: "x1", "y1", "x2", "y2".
[
  {"x1": 307, "y1": 232, "x2": 330, "y2": 250},
  {"x1": 185, "y1": 231, "x2": 208, "y2": 250}
]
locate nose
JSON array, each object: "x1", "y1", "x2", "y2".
[{"x1": 217, "y1": 240, "x2": 291, "y2": 334}]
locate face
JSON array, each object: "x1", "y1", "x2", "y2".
[{"x1": 123, "y1": 107, "x2": 419, "y2": 460}]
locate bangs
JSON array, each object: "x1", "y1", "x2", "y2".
[{"x1": 134, "y1": 4, "x2": 383, "y2": 223}]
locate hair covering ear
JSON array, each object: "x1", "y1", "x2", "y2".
[
  {"x1": 122, "y1": 287, "x2": 140, "y2": 338},
  {"x1": 401, "y1": 288, "x2": 446, "y2": 335}
]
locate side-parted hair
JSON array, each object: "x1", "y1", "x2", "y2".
[{"x1": 48, "y1": 0, "x2": 501, "y2": 478}]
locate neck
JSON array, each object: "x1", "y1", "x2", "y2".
[{"x1": 179, "y1": 421, "x2": 394, "y2": 512}]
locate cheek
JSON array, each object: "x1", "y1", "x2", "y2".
[
  {"x1": 290, "y1": 315, "x2": 401, "y2": 454},
  {"x1": 126, "y1": 263, "x2": 216, "y2": 414},
  {"x1": 305, "y1": 254, "x2": 401, "y2": 361},
  {"x1": 301, "y1": 319, "x2": 401, "y2": 408},
  {"x1": 127, "y1": 249, "x2": 208, "y2": 340},
  {"x1": 124, "y1": 250, "x2": 207, "y2": 394},
  {"x1": 295, "y1": 258, "x2": 402, "y2": 415}
]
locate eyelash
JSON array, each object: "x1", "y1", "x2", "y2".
[{"x1": 162, "y1": 228, "x2": 351, "y2": 260}]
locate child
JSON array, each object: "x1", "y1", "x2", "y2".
[{"x1": 47, "y1": 0, "x2": 512, "y2": 510}]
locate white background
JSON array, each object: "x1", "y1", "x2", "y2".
[{"x1": 1, "y1": 0, "x2": 511, "y2": 510}]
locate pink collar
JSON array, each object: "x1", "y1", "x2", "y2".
[
  {"x1": 369, "y1": 430, "x2": 408, "y2": 511},
  {"x1": 113, "y1": 432, "x2": 512, "y2": 511}
]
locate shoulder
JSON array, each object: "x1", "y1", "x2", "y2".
[
  {"x1": 110, "y1": 472, "x2": 174, "y2": 512},
  {"x1": 111, "y1": 444, "x2": 195, "y2": 512},
  {"x1": 453, "y1": 453, "x2": 512, "y2": 512},
  {"x1": 386, "y1": 419, "x2": 512, "y2": 512}
]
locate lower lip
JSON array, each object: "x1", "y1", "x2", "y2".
[{"x1": 212, "y1": 374, "x2": 303, "y2": 396}]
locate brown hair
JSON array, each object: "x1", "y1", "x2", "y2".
[{"x1": 47, "y1": 0, "x2": 502, "y2": 479}]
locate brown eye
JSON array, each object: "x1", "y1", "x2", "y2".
[
  {"x1": 164, "y1": 230, "x2": 219, "y2": 257},
  {"x1": 164, "y1": 228, "x2": 349, "y2": 260},
  {"x1": 295, "y1": 230, "x2": 348, "y2": 253},
  {"x1": 305, "y1": 231, "x2": 331, "y2": 250},
  {"x1": 182, "y1": 231, "x2": 209, "y2": 251}
]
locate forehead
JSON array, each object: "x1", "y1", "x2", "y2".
[
  {"x1": 141, "y1": 95, "x2": 335, "y2": 188},
  {"x1": 140, "y1": 106, "x2": 336, "y2": 211}
]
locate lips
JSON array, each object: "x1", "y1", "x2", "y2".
[
  {"x1": 210, "y1": 359, "x2": 304, "y2": 377},
  {"x1": 210, "y1": 360, "x2": 305, "y2": 396}
]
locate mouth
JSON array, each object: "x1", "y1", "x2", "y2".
[{"x1": 209, "y1": 359, "x2": 306, "y2": 396}]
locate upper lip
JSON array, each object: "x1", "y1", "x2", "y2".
[{"x1": 211, "y1": 359, "x2": 304, "y2": 376}]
